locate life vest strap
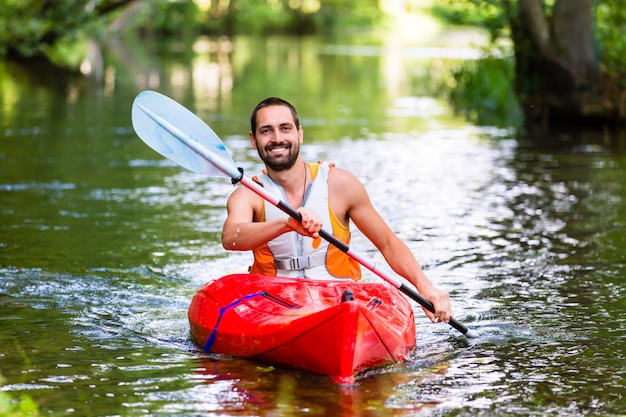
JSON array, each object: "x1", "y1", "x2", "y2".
[{"x1": 274, "y1": 252, "x2": 326, "y2": 271}]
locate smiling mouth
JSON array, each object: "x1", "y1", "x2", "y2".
[{"x1": 267, "y1": 144, "x2": 290, "y2": 154}]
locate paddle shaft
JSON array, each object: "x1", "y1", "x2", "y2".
[{"x1": 238, "y1": 176, "x2": 475, "y2": 337}]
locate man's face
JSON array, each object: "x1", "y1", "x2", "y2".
[{"x1": 250, "y1": 105, "x2": 303, "y2": 171}]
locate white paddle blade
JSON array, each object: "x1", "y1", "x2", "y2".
[{"x1": 131, "y1": 90, "x2": 240, "y2": 179}]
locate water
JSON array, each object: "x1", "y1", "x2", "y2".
[{"x1": 2, "y1": 32, "x2": 626, "y2": 416}]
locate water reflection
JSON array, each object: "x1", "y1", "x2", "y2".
[{"x1": 190, "y1": 355, "x2": 433, "y2": 416}]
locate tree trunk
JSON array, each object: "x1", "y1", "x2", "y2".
[{"x1": 507, "y1": 0, "x2": 620, "y2": 128}]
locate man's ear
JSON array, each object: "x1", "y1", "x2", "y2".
[
  {"x1": 298, "y1": 126, "x2": 304, "y2": 144},
  {"x1": 249, "y1": 132, "x2": 257, "y2": 149}
]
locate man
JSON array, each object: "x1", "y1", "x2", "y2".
[{"x1": 222, "y1": 97, "x2": 452, "y2": 324}]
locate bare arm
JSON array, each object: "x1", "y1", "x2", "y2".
[
  {"x1": 222, "y1": 186, "x2": 322, "y2": 251},
  {"x1": 330, "y1": 168, "x2": 452, "y2": 323}
]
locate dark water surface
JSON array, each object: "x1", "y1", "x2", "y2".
[{"x1": 2, "y1": 33, "x2": 626, "y2": 416}]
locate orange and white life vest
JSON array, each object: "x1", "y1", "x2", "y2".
[{"x1": 250, "y1": 161, "x2": 361, "y2": 280}]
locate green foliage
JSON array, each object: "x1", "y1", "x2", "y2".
[
  {"x1": 432, "y1": 0, "x2": 626, "y2": 125},
  {"x1": 0, "y1": 375, "x2": 41, "y2": 417},
  {"x1": 314, "y1": 0, "x2": 382, "y2": 30},
  {"x1": 0, "y1": 0, "x2": 87, "y2": 56},
  {"x1": 193, "y1": 0, "x2": 383, "y2": 35},
  {"x1": 430, "y1": 0, "x2": 509, "y2": 42},
  {"x1": 445, "y1": 56, "x2": 522, "y2": 128},
  {"x1": 101, "y1": 0, "x2": 383, "y2": 37},
  {"x1": 595, "y1": 1, "x2": 626, "y2": 72},
  {"x1": 224, "y1": 0, "x2": 296, "y2": 34},
  {"x1": 0, "y1": 0, "x2": 385, "y2": 57},
  {"x1": 429, "y1": 1, "x2": 523, "y2": 126},
  {"x1": 0, "y1": 0, "x2": 132, "y2": 57},
  {"x1": 0, "y1": 393, "x2": 40, "y2": 417},
  {"x1": 432, "y1": 0, "x2": 626, "y2": 73},
  {"x1": 145, "y1": 1, "x2": 200, "y2": 36}
]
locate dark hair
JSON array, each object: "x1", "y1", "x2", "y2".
[{"x1": 250, "y1": 97, "x2": 300, "y2": 136}]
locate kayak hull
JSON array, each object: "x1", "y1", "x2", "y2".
[{"x1": 188, "y1": 273, "x2": 416, "y2": 384}]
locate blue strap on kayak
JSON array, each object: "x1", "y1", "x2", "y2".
[
  {"x1": 204, "y1": 291, "x2": 301, "y2": 352},
  {"x1": 204, "y1": 292, "x2": 265, "y2": 352}
]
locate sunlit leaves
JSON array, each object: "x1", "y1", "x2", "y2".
[
  {"x1": 431, "y1": 0, "x2": 509, "y2": 43},
  {"x1": 0, "y1": 0, "x2": 385, "y2": 58},
  {"x1": 431, "y1": 0, "x2": 626, "y2": 73},
  {"x1": 0, "y1": 0, "x2": 133, "y2": 57},
  {"x1": 595, "y1": 0, "x2": 626, "y2": 71}
]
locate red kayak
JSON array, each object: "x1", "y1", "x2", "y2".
[{"x1": 188, "y1": 273, "x2": 416, "y2": 384}]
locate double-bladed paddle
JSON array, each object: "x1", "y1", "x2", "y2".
[{"x1": 131, "y1": 90, "x2": 478, "y2": 338}]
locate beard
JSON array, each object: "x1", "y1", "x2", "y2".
[{"x1": 257, "y1": 141, "x2": 300, "y2": 171}]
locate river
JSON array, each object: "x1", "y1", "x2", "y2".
[{"x1": 1, "y1": 31, "x2": 626, "y2": 416}]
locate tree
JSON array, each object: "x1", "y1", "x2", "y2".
[
  {"x1": 436, "y1": 0, "x2": 626, "y2": 129},
  {"x1": 0, "y1": 0, "x2": 384, "y2": 59},
  {"x1": 0, "y1": 0, "x2": 135, "y2": 58},
  {"x1": 507, "y1": 0, "x2": 608, "y2": 128}
]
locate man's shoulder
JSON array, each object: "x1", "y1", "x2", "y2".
[
  {"x1": 326, "y1": 164, "x2": 355, "y2": 179},
  {"x1": 327, "y1": 165, "x2": 363, "y2": 195}
]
